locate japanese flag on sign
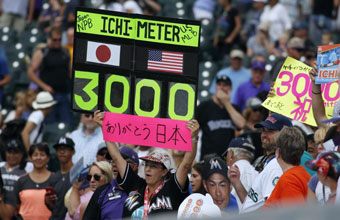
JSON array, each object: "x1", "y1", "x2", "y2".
[{"x1": 86, "y1": 41, "x2": 120, "y2": 66}]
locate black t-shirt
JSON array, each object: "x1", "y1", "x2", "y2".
[
  {"x1": 49, "y1": 171, "x2": 71, "y2": 220},
  {"x1": 117, "y1": 164, "x2": 189, "y2": 218},
  {"x1": 313, "y1": 0, "x2": 334, "y2": 17},
  {"x1": 196, "y1": 99, "x2": 239, "y2": 160},
  {"x1": 217, "y1": 8, "x2": 239, "y2": 41}
]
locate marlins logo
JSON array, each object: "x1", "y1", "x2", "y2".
[
  {"x1": 209, "y1": 158, "x2": 222, "y2": 170},
  {"x1": 58, "y1": 137, "x2": 67, "y2": 144}
]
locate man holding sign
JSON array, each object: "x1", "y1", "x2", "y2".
[{"x1": 94, "y1": 111, "x2": 199, "y2": 218}]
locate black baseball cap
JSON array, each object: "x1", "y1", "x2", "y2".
[
  {"x1": 53, "y1": 137, "x2": 75, "y2": 150},
  {"x1": 4, "y1": 139, "x2": 25, "y2": 152},
  {"x1": 216, "y1": 75, "x2": 232, "y2": 87},
  {"x1": 203, "y1": 157, "x2": 228, "y2": 181}
]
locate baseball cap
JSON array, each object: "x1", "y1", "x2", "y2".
[
  {"x1": 322, "y1": 100, "x2": 340, "y2": 123},
  {"x1": 105, "y1": 146, "x2": 139, "y2": 165},
  {"x1": 120, "y1": 146, "x2": 139, "y2": 165},
  {"x1": 4, "y1": 139, "x2": 25, "y2": 152},
  {"x1": 305, "y1": 151, "x2": 340, "y2": 178},
  {"x1": 246, "y1": 97, "x2": 262, "y2": 109},
  {"x1": 222, "y1": 137, "x2": 255, "y2": 157},
  {"x1": 203, "y1": 157, "x2": 228, "y2": 181},
  {"x1": 53, "y1": 137, "x2": 75, "y2": 150},
  {"x1": 140, "y1": 150, "x2": 171, "y2": 170},
  {"x1": 230, "y1": 49, "x2": 245, "y2": 59},
  {"x1": 287, "y1": 37, "x2": 304, "y2": 49},
  {"x1": 216, "y1": 75, "x2": 232, "y2": 86},
  {"x1": 251, "y1": 60, "x2": 266, "y2": 71},
  {"x1": 293, "y1": 21, "x2": 308, "y2": 30},
  {"x1": 254, "y1": 113, "x2": 292, "y2": 130}
]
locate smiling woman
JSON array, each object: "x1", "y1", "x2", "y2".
[
  {"x1": 10, "y1": 143, "x2": 53, "y2": 220},
  {"x1": 94, "y1": 110, "x2": 199, "y2": 218}
]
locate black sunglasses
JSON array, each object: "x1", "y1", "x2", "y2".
[
  {"x1": 86, "y1": 173, "x2": 101, "y2": 181},
  {"x1": 52, "y1": 38, "x2": 61, "y2": 42}
]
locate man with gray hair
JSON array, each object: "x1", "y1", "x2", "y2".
[
  {"x1": 223, "y1": 137, "x2": 258, "y2": 208},
  {"x1": 263, "y1": 127, "x2": 311, "y2": 208}
]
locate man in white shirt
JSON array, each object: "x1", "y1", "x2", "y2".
[
  {"x1": 223, "y1": 137, "x2": 258, "y2": 208},
  {"x1": 227, "y1": 113, "x2": 292, "y2": 213}
]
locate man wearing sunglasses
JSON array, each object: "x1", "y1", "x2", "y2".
[
  {"x1": 27, "y1": 26, "x2": 73, "y2": 124},
  {"x1": 83, "y1": 146, "x2": 139, "y2": 220}
]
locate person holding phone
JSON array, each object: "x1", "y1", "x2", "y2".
[{"x1": 45, "y1": 137, "x2": 75, "y2": 220}]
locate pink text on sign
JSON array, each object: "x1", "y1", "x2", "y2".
[{"x1": 102, "y1": 112, "x2": 192, "y2": 151}]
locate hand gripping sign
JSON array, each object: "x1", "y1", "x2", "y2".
[
  {"x1": 262, "y1": 57, "x2": 340, "y2": 127},
  {"x1": 72, "y1": 8, "x2": 201, "y2": 150}
]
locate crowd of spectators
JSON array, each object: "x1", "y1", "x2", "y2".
[{"x1": 0, "y1": 0, "x2": 340, "y2": 220}]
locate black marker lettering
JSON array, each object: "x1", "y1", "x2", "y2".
[
  {"x1": 116, "y1": 18, "x2": 123, "y2": 35},
  {"x1": 101, "y1": 16, "x2": 108, "y2": 33},
  {"x1": 148, "y1": 22, "x2": 155, "y2": 39},
  {"x1": 172, "y1": 25, "x2": 180, "y2": 42},
  {"x1": 123, "y1": 19, "x2": 130, "y2": 36},
  {"x1": 156, "y1": 23, "x2": 164, "y2": 40},
  {"x1": 108, "y1": 18, "x2": 115, "y2": 34},
  {"x1": 164, "y1": 25, "x2": 172, "y2": 41},
  {"x1": 137, "y1": 21, "x2": 148, "y2": 38}
]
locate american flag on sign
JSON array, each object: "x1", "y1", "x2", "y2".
[{"x1": 147, "y1": 50, "x2": 183, "y2": 74}]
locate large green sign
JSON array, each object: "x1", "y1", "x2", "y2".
[{"x1": 72, "y1": 7, "x2": 201, "y2": 120}]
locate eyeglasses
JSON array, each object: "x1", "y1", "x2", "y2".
[
  {"x1": 86, "y1": 173, "x2": 101, "y2": 181},
  {"x1": 52, "y1": 38, "x2": 61, "y2": 42}
]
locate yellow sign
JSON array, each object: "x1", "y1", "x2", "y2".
[
  {"x1": 76, "y1": 11, "x2": 200, "y2": 47},
  {"x1": 262, "y1": 57, "x2": 340, "y2": 127}
]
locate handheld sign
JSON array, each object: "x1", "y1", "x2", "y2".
[
  {"x1": 69, "y1": 157, "x2": 84, "y2": 184},
  {"x1": 72, "y1": 8, "x2": 200, "y2": 122},
  {"x1": 262, "y1": 56, "x2": 340, "y2": 127},
  {"x1": 103, "y1": 112, "x2": 192, "y2": 151},
  {"x1": 316, "y1": 44, "x2": 340, "y2": 84}
]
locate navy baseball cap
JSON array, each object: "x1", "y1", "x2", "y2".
[
  {"x1": 254, "y1": 113, "x2": 292, "y2": 130},
  {"x1": 322, "y1": 100, "x2": 340, "y2": 123},
  {"x1": 106, "y1": 146, "x2": 139, "y2": 165},
  {"x1": 222, "y1": 137, "x2": 255, "y2": 157}
]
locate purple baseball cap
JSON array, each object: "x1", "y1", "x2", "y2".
[
  {"x1": 105, "y1": 146, "x2": 139, "y2": 165},
  {"x1": 251, "y1": 60, "x2": 266, "y2": 71}
]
